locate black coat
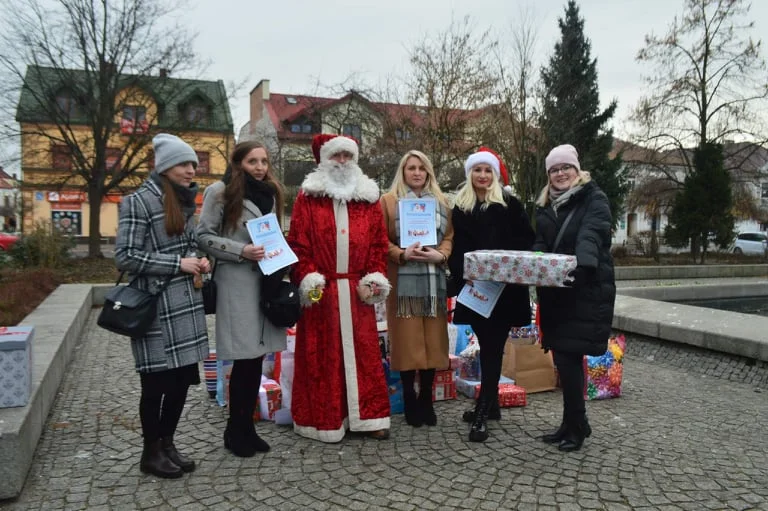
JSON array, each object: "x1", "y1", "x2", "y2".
[
  {"x1": 533, "y1": 181, "x2": 616, "y2": 356},
  {"x1": 448, "y1": 192, "x2": 535, "y2": 329}
]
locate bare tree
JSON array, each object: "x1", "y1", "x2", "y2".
[
  {"x1": 400, "y1": 15, "x2": 499, "y2": 187},
  {"x1": 0, "y1": 0, "x2": 215, "y2": 257}
]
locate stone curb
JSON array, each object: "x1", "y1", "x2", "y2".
[{"x1": 0, "y1": 285, "x2": 92, "y2": 500}]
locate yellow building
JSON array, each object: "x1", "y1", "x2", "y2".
[{"x1": 16, "y1": 65, "x2": 234, "y2": 238}]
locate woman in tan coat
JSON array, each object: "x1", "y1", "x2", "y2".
[{"x1": 380, "y1": 150, "x2": 453, "y2": 427}]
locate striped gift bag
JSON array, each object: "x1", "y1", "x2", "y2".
[{"x1": 203, "y1": 351, "x2": 218, "y2": 399}]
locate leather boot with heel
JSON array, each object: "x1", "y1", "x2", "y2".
[
  {"x1": 462, "y1": 397, "x2": 501, "y2": 423},
  {"x1": 558, "y1": 416, "x2": 591, "y2": 452},
  {"x1": 161, "y1": 436, "x2": 195, "y2": 472},
  {"x1": 419, "y1": 390, "x2": 437, "y2": 426},
  {"x1": 468, "y1": 398, "x2": 491, "y2": 443},
  {"x1": 140, "y1": 438, "x2": 183, "y2": 479},
  {"x1": 403, "y1": 385, "x2": 423, "y2": 427}
]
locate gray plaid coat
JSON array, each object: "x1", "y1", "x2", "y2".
[{"x1": 115, "y1": 178, "x2": 209, "y2": 373}]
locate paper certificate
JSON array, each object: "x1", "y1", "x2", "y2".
[
  {"x1": 398, "y1": 198, "x2": 437, "y2": 248},
  {"x1": 245, "y1": 214, "x2": 298, "y2": 276},
  {"x1": 456, "y1": 280, "x2": 505, "y2": 319}
]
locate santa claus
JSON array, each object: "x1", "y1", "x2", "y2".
[{"x1": 287, "y1": 133, "x2": 392, "y2": 442}]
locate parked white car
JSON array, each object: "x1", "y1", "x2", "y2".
[{"x1": 733, "y1": 232, "x2": 767, "y2": 257}]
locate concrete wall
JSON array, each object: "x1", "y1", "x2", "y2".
[{"x1": 615, "y1": 264, "x2": 768, "y2": 281}]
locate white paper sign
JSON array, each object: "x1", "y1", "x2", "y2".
[
  {"x1": 246, "y1": 214, "x2": 298, "y2": 276},
  {"x1": 456, "y1": 280, "x2": 505, "y2": 318},
  {"x1": 398, "y1": 198, "x2": 437, "y2": 248}
]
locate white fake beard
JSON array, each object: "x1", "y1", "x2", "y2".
[{"x1": 318, "y1": 160, "x2": 363, "y2": 195}]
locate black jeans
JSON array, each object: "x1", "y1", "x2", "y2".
[
  {"x1": 139, "y1": 370, "x2": 193, "y2": 442},
  {"x1": 228, "y1": 357, "x2": 264, "y2": 419},
  {"x1": 552, "y1": 350, "x2": 586, "y2": 421}
]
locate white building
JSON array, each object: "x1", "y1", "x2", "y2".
[{"x1": 0, "y1": 166, "x2": 20, "y2": 232}]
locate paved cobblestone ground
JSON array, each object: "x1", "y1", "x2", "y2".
[{"x1": 3, "y1": 313, "x2": 768, "y2": 511}]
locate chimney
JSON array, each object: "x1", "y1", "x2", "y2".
[
  {"x1": 159, "y1": 68, "x2": 169, "y2": 78},
  {"x1": 249, "y1": 79, "x2": 270, "y2": 133}
]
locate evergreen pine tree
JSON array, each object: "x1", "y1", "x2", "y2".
[
  {"x1": 664, "y1": 143, "x2": 734, "y2": 263},
  {"x1": 540, "y1": 0, "x2": 628, "y2": 227}
]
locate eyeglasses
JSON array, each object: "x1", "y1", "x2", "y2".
[{"x1": 548, "y1": 165, "x2": 575, "y2": 176}]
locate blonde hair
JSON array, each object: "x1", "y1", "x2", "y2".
[
  {"x1": 535, "y1": 170, "x2": 592, "y2": 207},
  {"x1": 389, "y1": 150, "x2": 448, "y2": 208},
  {"x1": 453, "y1": 164, "x2": 506, "y2": 213}
]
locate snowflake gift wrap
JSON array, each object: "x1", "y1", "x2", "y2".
[{"x1": 464, "y1": 250, "x2": 578, "y2": 287}]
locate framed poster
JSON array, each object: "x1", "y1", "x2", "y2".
[{"x1": 51, "y1": 210, "x2": 82, "y2": 235}]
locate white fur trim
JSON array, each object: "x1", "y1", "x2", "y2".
[
  {"x1": 465, "y1": 151, "x2": 500, "y2": 179},
  {"x1": 320, "y1": 137, "x2": 359, "y2": 163},
  {"x1": 294, "y1": 420, "x2": 347, "y2": 443},
  {"x1": 301, "y1": 168, "x2": 380, "y2": 203},
  {"x1": 299, "y1": 272, "x2": 326, "y2": 307},
  {"x1": 359, "y1": 272, "x2": 390, "y2": 305}
]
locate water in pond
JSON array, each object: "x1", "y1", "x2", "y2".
[{"x1": 675, "y1": 296, "x2": 768, "y2": 317}]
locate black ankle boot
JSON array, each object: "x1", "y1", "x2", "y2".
[
  {"x1": 558, "y1": 416, "x2": 591, "y2": 452},
  {"x1": 224, "y1": 417, "x2": 258, "y2": 457},
  {"x1": 403, "y1": 386, "x2": 423, "y2": 427},
  {"x1": 140, "y1": 439, "x2": 184, "y2": 478},
  {"x1": 541, "y1": 421, "x2": 567, "y2": 444},
  {"x1": 462, "y1": 398, "x2": 501, "y2": 423},
  {"x1": 161, "y1": 436, "x2": 195, "y2": 472},
  {"x1": 468, "y1": 399, "x2": 490, "y2": 442},
  {"x1": 419, "y1": 391, "x2": 437, "y2": 426}
]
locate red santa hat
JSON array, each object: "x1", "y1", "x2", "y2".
[
  {"x1": 464, "y1": 147, "x2": 510, "y2": 186},
  {"x1": 311, "y1": 133, "x2": 359, "y2": 164}
]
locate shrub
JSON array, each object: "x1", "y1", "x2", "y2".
[
  {"x1": 611, "y1": 245, "x2": 628, "y2": 258},
  {"x1": 8, "y1": 221, "x2": 75, "y2": 268},
  {"x1": 0, "y1": 268, "x2": 61, "y2": 325}
]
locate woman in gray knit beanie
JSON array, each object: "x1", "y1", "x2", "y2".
[{"x1": 114, "y1": 133, "x2": 211, "y2": 478}]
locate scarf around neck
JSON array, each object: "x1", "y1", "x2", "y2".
[
  {"x1": 150, "y1": 171, "x2": 198, "y2": 218},
  {"x1": 550, "y1": 183, "x2": 583, "y2": 215},
  {"x1": 243, "y1": 173, "x2": 275, "y2": 215},
  {"x1": 393, "y1": 188, "x2": 449, "y2": 318}
]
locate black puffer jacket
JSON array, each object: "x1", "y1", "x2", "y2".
[
  {"x1": 533, "y1": 180, "x2": 615, "y2": 356},
  {"x1": 448, "y1": 192, "x2": 535, "y2": 328}
]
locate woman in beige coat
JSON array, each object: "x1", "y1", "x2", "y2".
[{"x1": 380, "y1": 150, "x2": 453, "y2": 427}]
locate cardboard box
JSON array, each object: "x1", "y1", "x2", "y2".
[
  {"x1": 464, "y1": 250, "x2": 577, "y2": 287},
  {"x1": 0, "y1": 326, "x2": 33, "y2": 408}
]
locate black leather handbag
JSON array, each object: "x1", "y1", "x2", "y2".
[
  {"x1": 260, "y1": 271, "x2": 301, "y2": 328},
  {"x1": 202, "y1": 261, "x2": 217, "y2": 314},
  {"x1": 98, "y1": 273, "x2": 170, "y2": 338}
]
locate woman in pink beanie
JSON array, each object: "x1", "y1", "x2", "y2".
[{"x1": 533, "y1": 144, "x2": 616, "y2": 452}]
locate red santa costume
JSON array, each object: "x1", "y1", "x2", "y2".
[{"x1": 287, "y1": 134, "x2": 392, "y2": 443}]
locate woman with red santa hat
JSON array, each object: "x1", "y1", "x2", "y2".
[
  {"x1": 447, "y1": 147, "x2": 535, "y2": 443},
  {"x1": 286, "y1": 133, "x2": 392, "y2": 443}
]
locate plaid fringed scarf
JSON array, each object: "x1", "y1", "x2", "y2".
[{"x1": 394, "y1": 189, "x2": 449, "y2": 318}]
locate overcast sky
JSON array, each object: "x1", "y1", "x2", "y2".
[
  {"x1": 2, "y1": 0, "x2": 767, "y2": 172},
  {"x1": 185, "y1": 0, "x2": 768, "y2": 139}
]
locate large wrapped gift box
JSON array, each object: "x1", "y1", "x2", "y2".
[
  {"x1": 383, "y1": 359, "x2": 404, "y2": 414},
  {"x1": 203, "y1": 350, "x2": 218, "y2": 398},
  {"x1": 257, "y1": 378, "x2": 282, "y2": 421},
  {"x1": 585, "y1": 334, "x2": 625, "y2": 400},
  {"x1": 464, "y1": 250, "x2": 577, "y2": 287},
  {"x1": 0, "y1": 326, "x2": 33, "y2": 408}
]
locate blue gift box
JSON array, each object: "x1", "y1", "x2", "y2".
[{"x1": 0, "y1": 326, "x2": 34, "y2": 408}]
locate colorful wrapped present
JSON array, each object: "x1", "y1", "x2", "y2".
[
  {"x1": 377, "y1": 323, "x2": 389, "y2": 361},
  {"x1": 498, "y1": 383, "x2": 527, "y2": 407},
  {"x1": 509, "y1": 323, "x2": 539, "y2": 340},
  {"x1": 383, "y1": 359, "x2": 403, "y2": 414},
  {"x1": 286, "y1": 326, "x2": 296, "y2": 353},
  {"x1": 585, "y1": 334, "x2": 625, "y2": 400},
  {"x1": 0, "y1": 326, "x2": 33, "y2": 408},
  {"x1": 456, "y1": 375, "x2": 515, "y2": 399},
  {"x1": 464, "y1": 250, "x2": 577, "y2": 287},
  {"x1": 257, "y1": 378, "x2": 282, "y2": 421},
  {"x1": 448, "y1": 354, "x2": 461, "y2": 370}
]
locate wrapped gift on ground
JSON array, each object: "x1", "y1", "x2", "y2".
[
  {"x1": 456, "y1": 375, "x2": 515, "y2": 399},
  {"x1": 415, "y1": 368, "x2": 457, "y2": 401},
  {"x1": 286, "y1": 326, "x2": 296, "y2": 353},
  {"x1": 383, "y1": 359, "x2": 403, "y2": 414},
  {"x1": 498, "y1": 383, "x2": 527, "y2": 407},
  {"x1": 448, "y1": 354, "x2": 461, "y2": 370},
  {"x1": 257, "y1": 377, "x2": 282, "y2": 421},
  {"x1": 0, "y1": 326, "x2": 33, "y2": 408},
  {"x1": 377, "y1": 323, "x2": 389, "y2": 361},
  {"x1": 585, "y1": 334, "x2": 625, "y2": 400},
  {"x1": 464, "y1": 250, "x2": 577, "y2": 287}
]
